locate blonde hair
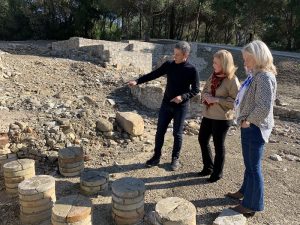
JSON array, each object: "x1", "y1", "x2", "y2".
[
  {"x1": 213, "y1": 50, "x2": 237, "y2": 79},
  {"x1": 242, "y1": 40, "x2": 277, "y2": 75}
]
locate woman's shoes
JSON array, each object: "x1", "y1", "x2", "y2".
[
  {"x1": 230, "y1": 204, "x2": 255, "y2": 217},
  {"x1": 225, "y1": 191, "x2": 244, "y2": 200}
]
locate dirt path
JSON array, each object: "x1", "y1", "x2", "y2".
[{"x1": 0, "y1": 48, "x2": 299, "y2": 225}]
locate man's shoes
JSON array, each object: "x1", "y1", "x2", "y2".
[
  {"x1": 230, "y1": 204, "x2": 255, "y2": 217},
  {"x1": 207, "y1": 176, "x2": 221, "y2": 183},
  {"x1": 198, "y1": 169, "x2": 213, "y2": 177},
  {"x1": 171, "y1": 157, "x2": 180, "y2": 171},
  {"x1": 225, "y1": 191, "x2": 244, "y2": 200},
  {"x1": 146, "y1": 156, "x2": 160, "y2": 167}
]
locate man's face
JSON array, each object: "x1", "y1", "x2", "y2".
[{"x1": 173, "y1": 48, "x2": 188, "y2": 64}]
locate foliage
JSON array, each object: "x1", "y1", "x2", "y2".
[{"x1": 0, "y1": 0, "x2": 299, "y2": 50}]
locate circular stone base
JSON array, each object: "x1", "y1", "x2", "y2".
[
  {"x1": 155, "y1": 197, "x2": 196, "y2": 225},
  {"x1": 52, "y1": 194, "x2": 92, "y2": 224}
]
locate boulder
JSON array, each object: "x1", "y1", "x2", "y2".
[{"x1": 116, "y1": 112, "x2": 144, "y2": 136}]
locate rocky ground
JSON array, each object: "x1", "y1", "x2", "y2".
[{"x1": 0, "y1": 45, "x2": 299, "y2": 225}]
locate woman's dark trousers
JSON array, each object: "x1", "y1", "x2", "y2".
[{"x1": 198, "y1": 117, "x2": 232, "y2": 179}]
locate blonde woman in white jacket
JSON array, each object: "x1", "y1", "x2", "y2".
[{"x1": 227, "y1": 40, "x2": 277, "y2": 217}]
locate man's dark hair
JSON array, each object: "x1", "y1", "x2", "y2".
[{"x1": 175, "y1": 41, "x2": 191, "y2": 55}]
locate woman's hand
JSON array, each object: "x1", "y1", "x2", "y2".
[
  {"x1": 204, "y1": 96, "x2": 219, "y2": 104},
  {"x1": 241, "y1": 120, "x2": 250, "y2": 128}
]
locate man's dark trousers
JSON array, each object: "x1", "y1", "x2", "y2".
[{"x1": 153, "y1": 102, "x2": 188, "y2": 159}]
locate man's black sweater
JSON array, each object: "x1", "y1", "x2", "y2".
[{"x1": 136, "y1": 60, "x2": 200, "y2": 106}]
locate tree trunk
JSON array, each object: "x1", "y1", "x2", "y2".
[
  {"x1": 192, "y1": 2, "x2": 202, "y2": 41},
  {"x1": 139, "y1": 12, "x2": 142, "y2": 39},
  {"x1": 169, "y1": 5, "x2": 175, "y2": 39}
]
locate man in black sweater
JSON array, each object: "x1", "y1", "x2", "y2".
[{"x1": 128, "y1": 41, "x2": 200, "y2": 171}]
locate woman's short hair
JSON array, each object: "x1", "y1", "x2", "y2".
[
  {"x1": 242, "y1": 40, "x2": 277, "y2": 75},
  {"x1": 214, "y1": 49, "x2": 237, "y2": 79}
]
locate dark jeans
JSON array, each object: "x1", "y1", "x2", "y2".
[
  {"x1": 153, "y1": 102, "x2": 188, "y2": 159},
  {"x1": 240, "y1": 124, "x2": 265, "y2": 211},
  {"x1": 198, "y1": 117, "x2": 232, "y2": 179}
]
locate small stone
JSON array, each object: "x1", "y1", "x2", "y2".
[
  {"x1": 109, "y1": 140, "x2": 118, "y2": 146},
  {"x1": 106, "y1": 99, "x2": 116, "y2": 106},
  {"x1": 269, "y1": 139, "x2": 279, "y2": 143},
  {"x1": 96, "y1": 118, "x2": 113, "y2": 132},
  {"x1": 145, "y1": 140, "x2": 152, "y2": 145},
  {"x1": 67, "y1": 133, "x2": 76, "y2": 141},
  {"x1": 213, "y1": 208, "x2": 247, "y2": 225},
  {"x1": 285, "y1": 154, "x2": 296, "y2": 161},
  {"x1": 270, "y1": 154, "x2": 283, "y2": 161}
]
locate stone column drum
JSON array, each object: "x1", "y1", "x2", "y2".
[
  {"x1": 0, "y1": 133, "x2": 17, "y2": 176},
  {"x1": 80, "y1": 170, "x2": 109, "y2": 195},
  {"x1": 18, "y1": 175, "x2": 56, "y2": 225},
  {"x1": 111, "y1": 177, "x2": 145, "y2": 225},
  {"x1": 58, "y1": 147, "x2": 84, "y2": 177},
  {"x1": 3, "y1": 159, "x2": 35, "y2": 196},
  {"x1": 154, "y1": 197, "x2": 196, "y2": 225},
  {"x1": 51, "y1": 194, "x2": 93, "y2": 225}
]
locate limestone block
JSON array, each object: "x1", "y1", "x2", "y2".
[
  {"x1": 0, "y1": 154, "x2": 17, "y2": 176},
  {"x1": 130, "y1": 84, "x2": 164, "y2": 110},
  {"x1": 59, "y1": 160, "x2": 84, "y2": 169},
  {"x1": 18, "y1": 175, "x2": 55, "y2": 196},
  {"x1": 20, "y1": 197, "x2": 56, "y2": 208},
  {"x1": 51, "y1": 194, "x2": 92, "y2": 223},
  {"x1": 20, "y1": 208, "x2": 52, "y2": 225},
  {"x1": 59, "y1": 163, "x2": 84, "y2": 173},
  {"x1": 213, "y1": 209, "x2": 247, "y2": 225},
  {"x1": 52, "y1": 215, "x2": 92, "y2": 225},
  {"x1": 3, "y1": 159, "x2": 35, "y2": 172},
  {"x1": 4, "y1": 167, "x2": 35, "y2": 178},
  {"x1": 4, "y1": 173, "x2": 35, "y2": 185},
  {"x1": 113, "y1": 200, "x2": 144, "y2": 211},
  {"x1": 19, "y1": 188, "x2": 55, "y2": 201},
  {"x1": 59, "y1": 169, "x2": 83, "y2": 177},
  {"x1": 112, "y1": 211, "x2": 144, "y2": 225},
  {"x1": 112, "y1": 177, "x2": 145, "y2": 199},
  {"x1": 155, "y1": 197, "x2": 196, "y2": 225},
  {"x1": 112, "y1": 194, "x2": 144, "y2": 205},
  {"x1": 112, "y1": 205, "x2": 144, "y2": 219},
  {"x1": 21, "y1": 201, "x2": 53, "y2": 214},
  {"x1": 59, "y1": 147, "x2": 84, "y2": 177},
  {"x1": 58, "y1": 147, "x2": 84, "y2": 162},
  {"x1": 80, "y1": 170, "x2": 109, "y2": 187},
  {"x1": 116, "y1": 112, "x2": 144, "y2": 136},
  {"x1": 18, "y1": 175, "x2": 56, "y2": 224}
]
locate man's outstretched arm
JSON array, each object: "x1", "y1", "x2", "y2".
[{"x1": 128, "y1": 61, "x2": 170, "y2": 86}]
